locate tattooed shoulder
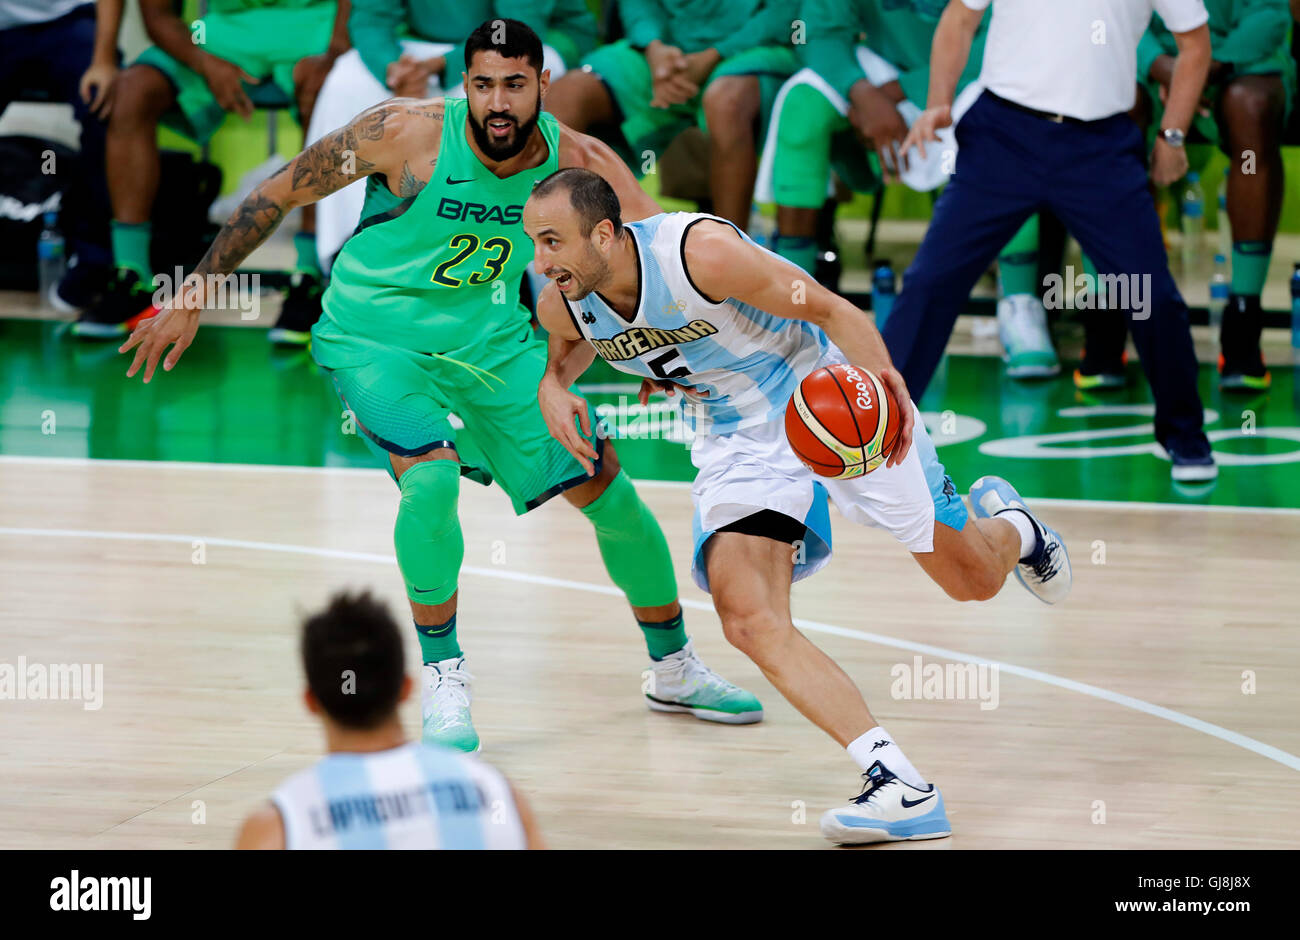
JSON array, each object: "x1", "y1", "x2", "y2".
[{"x1": 356, "y1": 104, "x2": 393, "y2": 141}]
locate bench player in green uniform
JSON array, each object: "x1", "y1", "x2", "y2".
[
  {"x1": 75, "y1": 0, "x2": 349, "y2": 340},
  {"x1": 762, "y1": 0, "x2": 1070, "y2": 379},
  {"x1": 119, "y1": 19, "x2": 762, "y2": 752}
]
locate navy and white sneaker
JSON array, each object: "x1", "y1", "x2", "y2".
[
  {"x1": 969, "y1": 475, "x2": 1072, "y2": 605},
  {"x1": 820, "y1": 761, "x2": 951, "y2": 845},
  {"x1": 1158, "y1": 443, "x2": 1218, "y2": 483}
]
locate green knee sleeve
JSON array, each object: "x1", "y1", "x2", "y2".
[
  {"x1": 997, "y1": 215, "x2": 1040, "y2": 297},
  {"x1": 394, "y1": 459, "x2": 463, "y2": 606},
  {"x1": 772, "y1": 83, "x2": 843, "y2": 210},
  {"x1": 580, "y1": 470, "x2": 678, "y2": 608}
]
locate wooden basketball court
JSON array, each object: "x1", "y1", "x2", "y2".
[{"x1": 3, "y1": 454, "x2": 1297, "y2": 849}]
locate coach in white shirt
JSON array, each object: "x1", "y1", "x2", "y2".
[{"x1": 883, "y1": 0, "x2": 1217, "y2": 482}]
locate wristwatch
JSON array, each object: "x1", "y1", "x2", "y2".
[{"x1": 1160, "y1": 127, "x2": 1186, "y2": 147}]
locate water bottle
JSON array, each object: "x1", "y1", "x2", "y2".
[
  {"x1": 1290, "y1": 262, "x2": 1300, "y2": 358},
  {"x1": 1181, "y1": 172, "x2": 1203, "y2": 273},
  {"x1": 872, "y1": 260, "x2": 896, "y2": 330},
  {"x1": 37, "y1": 210, "x2": 66, "y2": 308},
  {"x1": 1208, "y1": 254, "x2": 1229, "y2": 332},
  {"x1": 1216, "y1": 168, "x2": 1231, "y2": 260}
]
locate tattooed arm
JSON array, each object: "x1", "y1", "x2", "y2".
[
  {"x1": 119, "y1": 99, "x2": 444, "y2": 383},
  {"x1": 197, "y1": 101, "x2": 420, "y2": 277}
]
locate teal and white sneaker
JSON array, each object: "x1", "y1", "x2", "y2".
[
  {"x1": 820, "y1": 761, "x2": 951, "y2": 845},
  {"x1": 969, "y1": 475, "x2": 1072, "y2": 605},
  {"x1": 997, "y1": 294, "x2": 1060, "y2": 379},
  {"x1": 421, "y1": 657, "x2": 481, "y2": 752},
  {"x1": 645, "y1": 640, "x2": 763, "y2": 724}
]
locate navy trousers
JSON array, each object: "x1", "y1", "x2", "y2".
[
  {"x1": 881, "y1": 91, "x2": 1210, "y2": 456},
  {"x1": 0, "y1": 3, "x2": 112, "y2": 268}
]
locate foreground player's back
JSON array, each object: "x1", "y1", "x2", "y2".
[{"x1": 270, "y1": 741, "x2": 527, "y2": 850}]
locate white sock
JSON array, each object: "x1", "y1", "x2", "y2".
[
  {"x1": 996, "y1": 508, "x2": 1038, "y2": 561},
  {"x1": 846, "y1": 727, "x2": 927, "y2": 790}
]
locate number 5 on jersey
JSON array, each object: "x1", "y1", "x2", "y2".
[{"x1": 648, "y1": 348, "x2": 690, "y2": 380}]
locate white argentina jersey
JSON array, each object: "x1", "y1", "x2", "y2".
[
  {"x1": 270, "y1": 742, "x2": 525, "y2": 850},
  {"x1": 563, "y1": 212, "x2": 829, "y2": 436}
]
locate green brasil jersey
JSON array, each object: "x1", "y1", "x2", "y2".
[{"x1": 322, "y1": 98, "x2": 561, "y2": 354}]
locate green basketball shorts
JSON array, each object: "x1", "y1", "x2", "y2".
[{"x1": 311, "y1": 315, "x2": 605, "y2": 515}]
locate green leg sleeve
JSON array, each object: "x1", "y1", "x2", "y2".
[
  {"x1": 772, "y1": 83, "x2": 841, "y2": 210},
  {"x1": 580, "y1": 470, "x2": 679, "y2": 609},
  {"x1": 394, "y1": 459, "x2": 463, "y2": 607},
  {"x1": 996, "y1": 215, "x2": 1040, "y2": 297}
]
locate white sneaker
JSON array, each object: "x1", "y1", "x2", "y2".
[
  {"x1": 969, "y1": 475, "x2": 1072, "y2": 605},
  {"x1": 997, "y1": 294, "x2": 1060, "y2": 378},
  {"x1": 820, "y1": 761, "x2": 952, "y2": 844},
  {"x1": 421, "y1": 657, "x2": 480, "y2": 752},
  {"x1": 644, "y1": 639, "x2": 763, "y2": 724}
]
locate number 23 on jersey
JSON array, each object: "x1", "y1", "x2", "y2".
[{"x1": 430, "y1": 234, "x2": 513, "y2": 287}]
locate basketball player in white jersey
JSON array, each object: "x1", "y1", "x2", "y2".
[
  {"x1": 236, "y1": 591, "x2": 541, "y2": 849},
  {"x1": 522, "y1": 168, "x2": 1072, "y2": 845}
]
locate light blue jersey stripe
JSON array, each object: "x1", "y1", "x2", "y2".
[
  {"x1": 315, "y1": 755, "x2": 389, "y2": 850},
  {"x1": 411, "y1": 745, "x2": 487, "y2": 850}
]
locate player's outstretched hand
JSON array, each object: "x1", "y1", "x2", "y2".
[
  {"x1": 899, "y1": 104, "x2": 951, "y2": 162},
  {"x1": 539, "y1": 377, "x2": 599, "y2": 476},
  {"x1": 119, "y1": 305, "x2": 200, "y2": 384},
  {"x1": 880, "y1": 367, "x2": 914, "y2": 468}
]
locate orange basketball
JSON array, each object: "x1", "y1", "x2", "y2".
[{"x1": 784, "y1": 364, "x2": 901, "y2": 479}]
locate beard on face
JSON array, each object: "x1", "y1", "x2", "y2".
[{"x1": 468, "y1": 90, "x2": 541, "y2": 161}]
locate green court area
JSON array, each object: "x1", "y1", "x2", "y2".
[{"x1": 3, "y1": 317, "x2": 1298, "y2": 509}]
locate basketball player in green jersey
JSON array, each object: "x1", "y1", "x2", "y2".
[{"x1": 119, "y1": 19, "x2": 763, "y2": 752}]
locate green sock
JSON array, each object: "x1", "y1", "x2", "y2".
[
  {"x1": 1230, "y1": 240, "x2": 1271, "y2": 297},
  {"x1": 997, "y1": 216, "x2": 1039, "y2": 297},
  {"x1": 294, "y1": 231, "x2": 323, "y2": 278},
  {"x1": 771, "y1": 233, "x2": 818, "y2": 275},
  {"x1": 416, "y1": 614, "x2": 462, "y2": 663},
  {"x1": 110, "y1": 221, "x2": 153, "y2": 283},
  {"x1": 637, "y1": 612, "x2": 688, "y2": 660}
]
